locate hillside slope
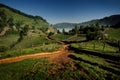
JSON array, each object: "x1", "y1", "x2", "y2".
[
  {"x1": 0, "y1": 3, "x2": 56, "y2": 33},
  {"x1": 0, "y1": 3, "x2": 57, "y2": 51}
]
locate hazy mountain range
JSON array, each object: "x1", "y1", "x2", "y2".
[{"x1": 54, "y1": 14, "x2": 120, "y2": 31}]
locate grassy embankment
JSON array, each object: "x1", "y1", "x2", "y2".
[{"x1": 0, "y1": 34, "x2": 62, "y2": 59}]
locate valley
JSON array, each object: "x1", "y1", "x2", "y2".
[{"x1": 0, "y1": 3, "x2": 120, "y2": 80}]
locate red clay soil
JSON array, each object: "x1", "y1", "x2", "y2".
[{"x1": 0, "y1": 44, "x2": 73, "y2": 64}]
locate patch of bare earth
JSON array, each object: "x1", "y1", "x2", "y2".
[{"x1": 0, "y1": 27, "x2": 10, "y2": 36}]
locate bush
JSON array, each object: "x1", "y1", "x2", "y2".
[{"x1": 0, "y1": 45, "x2": 9, "y2": 52}]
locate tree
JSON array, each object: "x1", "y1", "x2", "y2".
[
  {"x1": 95, "y1": 23, "x2": 99, "y2": 28},
  {"x1": 15, "y1": 21, "x2": 23, "y2": 31},
  {"x1": 85, "y1": 24, "x2": 101, "y2": 41},
  {"x1": 62, "y1": 28, "x2": 66, "y2": 34},
  {"x1": 57, "y1": 30, "x2": 61, "y2": 34},
  {"x1": 23, "y1": 25, "x2": 29, "y2": 35},
  {"x1": 17, "y1": 25, "x2": 29, "y2": 42},
  {"x1": 79, "y1": 25, "x2": 84, "y2": 34},
  {"x1": 74, "y1": 25, "x2": 78, "y2": 35},
  {"x1": 48, "y1": 32, "x2": 54, "y2": 37},
  {"x1": 7, "y1": 17, "x2": 14, "y2": 28},
  {"x1": 17, "y1": 30, "x2": 24, "y2": 42}
]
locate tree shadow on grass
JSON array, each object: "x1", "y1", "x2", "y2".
[
  {"x1": 68, "y1": 46, "x2": 120, "y2": 61},
  {"x1": 68, "y1": 54, "x2": 120, "y2": 75}
]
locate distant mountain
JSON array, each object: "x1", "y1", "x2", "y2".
[
  {"x1": 53, "y1": 23, "x2": 76, "y2": 32},
  {"x1": 54, "y1": 14, "x2": 120, "y2": 30},
  {"x1": 0, "y1": 3, "x2": 56, "y2": 33},
  {"x1": 81, "y1": 14, "x2": 120, "y2": 26}
]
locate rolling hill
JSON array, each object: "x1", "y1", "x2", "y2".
[
  {"x1": 0, "y1": 3, "x2": 57, "y2": 51},
  {"x1": 0, "y1": 3, "x2": 56, "y2": 33}
]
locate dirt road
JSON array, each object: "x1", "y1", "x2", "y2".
[{"x1": 0, "y1": 44, "x2": 73, "y2": 64}]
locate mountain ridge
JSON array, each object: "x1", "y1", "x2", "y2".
[{"x1": 54, "y1": 14, "x2": 120, "y2": 29}]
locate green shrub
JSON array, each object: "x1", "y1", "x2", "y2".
[{"x1": 0, "y1": 45, "x2": 9, "y2": 52}]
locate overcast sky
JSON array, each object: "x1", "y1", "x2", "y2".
[{"x1": 0, "y1": 0, "x2": 120, "y2": 24}]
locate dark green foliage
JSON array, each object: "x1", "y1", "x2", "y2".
[
  {"x1": 34, "y1": 16, "x2": 47, "y2": 23},
  {"x1": 0, "y1": 3, "x2": 47, "y2": 22},
  {"x1": 0, "y1": 45, "x2": 9, "y2": 52},
  {"x1": 23, "y1": 25, "x2": 29, "y2": 35},
  {"x1": 74, "y1": 25, "x2": 79, "y2": 35},
  {"x1": 57, "y1": 30, "x2": 61, "y2": 34},
  {"x1": 6, "y1": 29, "x2": 19, "y2": 35},
  {"x1": 0, "y1": 10, "x2": 7, "y2": 28},
  {"x1": 62, "y1": 28, "x2": 66, "y2": 34},
  {"x1": 17, "y1": 30, "x2": 24, "y2": 42},
  {"x1": 85, "y1": 25, "x2": 100, "y2": 41},
  {"x1": 15, "y1": 21, "x2": 24, "y2": 31},
  {"x1": 7, "y1": 17, "x2": 14, "y2": 27},
  {"x1": 48, "y1": 32, "x2": 54, "y2": 37},
  {"x1": 69, "y1": 28, "x2": 75, "y2": 35},
  {"x1": 17, "y1": 25, "x2": 29, "y2": 42}
]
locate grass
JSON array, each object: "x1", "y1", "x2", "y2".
[
  {"x1": 1, "y1": 53, "x2": 119, "y2": 80},
  {"x1": 0, "y1": 27, "x2": 120, "y2": 80},
  {"x1": 69, "y1": 53, "x2": 120, "y2": 80},
  {"x1": 1, "y1": 57, "x2": 105, "y2": 80},
  {"x1": 0, "y1": 34, "x2": 19, "y2": 47},
  {"x1": 0, "y1": 58, "x2": 82, "y2": 80},
  {"x1": 65, "y1": 34, "x2": 86, "y2": 42},
  {"x1": 12, "y1": 35, "x2": 56, "y2": 50},
  {"x1": 0, "y1": 43, "x2": 62, "y2": 59},
  {"x1": 69, "y1": 40, "x2": 120, "y2": 79},
  {"x1": 76, "y1": 61, "x2": 119, "y2": 80},
  {"x1": 107, "y1": 28, "x2": 120, "y2": 40},
  {"x1": 0, "y1": 58, "x2": 49, "y2": 80},
  {"x1": 0, "y1": 33, "x2": 64, "y2": 58},
  {"x1": 0, "y1": 7, "x2": 50, "y2": 29},
  {"x1": 70, "y1": 40, "x2": 120, "y2": 57},
  {"x1": 51, "y1": 34, "x2": 71, "y2": 41}
]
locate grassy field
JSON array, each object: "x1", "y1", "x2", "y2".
[
  {"x1": 65, "y1": 34, "x2": 86, "y2": 42},
  {"x1": 51, "y1": 34, "x2": 71, "y2": 41},
  {"x1": 0, "y1": 31, "x2": 120, "y2": 80},
  {"x1": 69, "y1": 52, "x2": 120, "y2": 80},
  {"x1": 0, "y1": 52, "x2": 120, "y2": 80},
  {"x1": 0, "y1": 34, "x2": 19, "y2": 47},
  {"x1": 12, "y1": 35, "x2": 56, "y2": 50},
  {"x1": 70, "y1": 40, "x2": 119, "y2": 57},
  {"x1": 0, "y1": 58, "x2": 83, "y2": 80},
  {"x1": 69, "y1": 40, "x2": 120, "y2": 80},
  {"x1": 0, "y1": 43, "x2": 62, "y2": 59},
  {"x1": 0, "y1": 58, "x2": 50, "y2": 80},
  {"x1": 107, "y1": 28, "x2": 120, "y2": 40},
  {"x1": 0, "y1": 34, "x2": 62, "y2": 59}
]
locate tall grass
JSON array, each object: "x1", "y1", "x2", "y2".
[
  {"x1": 107, "y1": 28, "x2": 120, "y2": 40},
  {"x1": 0, "y1": 58, "x2": 49, "y2": 80},
  {"x1": 51, "y1": 34, "x2": 71, "y2": 41},
  {"x1": 70, "y1": 40, "x2": 119, "y2": 57},
  {"x1": 1, "y1": 43, "x2": 62, "y2": 59}
]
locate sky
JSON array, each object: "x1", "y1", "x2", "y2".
[{"x1": 0, "y1": 0, "x2": 120, "y2": 24}]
